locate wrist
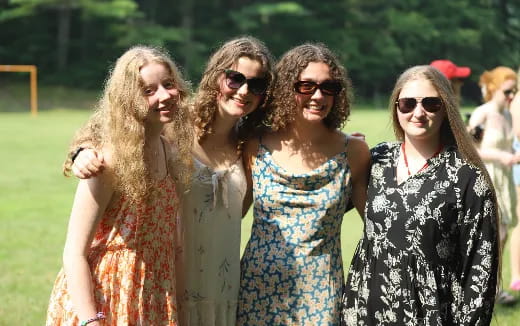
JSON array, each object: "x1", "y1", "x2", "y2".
[
  {"x1": 70, "y1": 147, "x2": 85, "y2": 163},
  {"x1": 80, "y1": 312, "x2": 105, "y2": 325}
]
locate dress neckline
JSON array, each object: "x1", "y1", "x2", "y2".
[{"x1": 258, "y1": 143, "x2": 348, "y2": 177}]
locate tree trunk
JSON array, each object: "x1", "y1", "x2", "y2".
[
  {"x1": 180, "y1": 0, "x2": 194, "y2": 70},
  {"x1": 56, "y1": 2, "x2": 71, "y2": 71}
]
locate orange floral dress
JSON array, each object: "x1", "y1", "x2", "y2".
[{"x1": 46, "y1": 177, "x2": 179, "y2": 325}]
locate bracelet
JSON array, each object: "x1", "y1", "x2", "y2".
[
  {"x1": 80, "y1": 312, "x2": 105, "y2": 325},
  {"x1": 71, "y1": 147, "x2": 85, "y2": 163}
]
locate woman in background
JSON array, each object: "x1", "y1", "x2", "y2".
[
  {"x1": 469, "y1": 66, "x2": 519, "y2": 303},
  {"x1": 508, "y1": 67, "x2": 520, "y2": 292}
]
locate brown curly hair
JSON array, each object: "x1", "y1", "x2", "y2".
[
  {"x1": 263, "y1": 43, "x2": 352, "y2": 131},
  {"x1": 192, "y1": 36, "x2": 275, "y2": 145},
  {"x1": 63, "y1": 46, "x2": 193, "y2": 204}
]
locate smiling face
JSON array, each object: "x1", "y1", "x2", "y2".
[
  {"x1": 216, "y1": 56, "x2": 265, "y2": 121},
  {"x1": 397, "y1": 77, "x2": 445, "y2": 143},
  {"x1": 140, "y1": 62, "x2": 179, "y2": 125},
  {"x1": 294, "y1": 62, "x2": 335, "y2": 125}
]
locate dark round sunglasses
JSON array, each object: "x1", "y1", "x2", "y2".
[
  {"x1": 396, "y1": 97, "x2": 442, "y2": 113},
  {"x1": 293, "y1": 80, "x2": 343, "y2": 96},
  {"x1": 504, "y1": 88, "x2": 517, "y2": 97},
  {"x1": 224, "y1": 69, "x2": 268, "y2": 96}
]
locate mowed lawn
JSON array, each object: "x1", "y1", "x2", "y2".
[{"x1": 1, "y1": 108, "x2": 519, "y2": 325}]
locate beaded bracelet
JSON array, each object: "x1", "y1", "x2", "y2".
[{"x1": 80, "y1": 312, "x2": 105, "y2": 325}]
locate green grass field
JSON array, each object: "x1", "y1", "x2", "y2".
[{"x1": 1, "y1": 107, "x2": 519, "y2": 325}]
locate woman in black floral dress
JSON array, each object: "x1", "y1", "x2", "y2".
[{"x1": 341, "y1": 65, "x2": 499, "y2": 325}]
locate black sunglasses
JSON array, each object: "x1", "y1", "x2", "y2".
[
  {"x1": 504, "y1": 88, "x2": 517, "y2": 97},
  {"x1": 294, "y1": 80, "x2": 343, "y2": 96},
  {"x1": 224, "y1": 69, "x2": 268, "y2": 96},
  {"x1": 396, "y1": 97, "x2": 443, "y2": 113}
]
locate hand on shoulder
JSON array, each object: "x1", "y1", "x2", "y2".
[{"x1": 72, "y1": 147, "x2": 106, "y2": 179}]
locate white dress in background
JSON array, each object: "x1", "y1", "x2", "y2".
[{"x1": 176, "y1": 157, "x2": 246, "y2": 326}]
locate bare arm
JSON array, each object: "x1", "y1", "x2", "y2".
[
  {"x1": 346, "y1": 136, "x2": 370, "y2": 218},
  {"x1": 241, "y1": 138, "x2": 259, "y2": 217},
  {"x1": 511, "y1": 93, "x2": 520, "y2": 140},
  {"x1": 469, "y1": 106, "x2": 519, "y2": 166},
  {"x1": 62, "y1": 153, "x2": 114, "y2": 322}
]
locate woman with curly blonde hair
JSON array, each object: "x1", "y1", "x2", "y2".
[
  {"x1": 46, "y1": 46, "x2": 192, "y2": 325},
  {"x1": 65, "y1": 36, "x2": 274, "y2": 326},
  {"x1": 238, "y1": 43, "x2": 370, "y2": 325}
]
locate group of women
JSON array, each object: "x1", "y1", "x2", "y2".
[{"x1": 46, "y1": 36, "x2": 500, "y2": 326}]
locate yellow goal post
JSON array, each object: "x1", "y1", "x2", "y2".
[{"x1": 0, "y1": 65, "x2": 38, "y2": 116}]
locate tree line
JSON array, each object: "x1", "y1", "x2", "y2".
[{"x1": 1, "y1": 0, "x2": 519, "y2": 104}]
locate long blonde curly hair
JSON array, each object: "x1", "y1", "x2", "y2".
[
  {"x1": 479, "y1": 66, "x2": 517, "y2": 102},
  {"x1": 192, "y1": 36, "x2": 275, "y2": 145},
  {"x1": 263, "y1": 43, "x2": 352, "y2": 131},
  {"x1": 63, "y1": 46, "x2": 193, "y2": 204}
]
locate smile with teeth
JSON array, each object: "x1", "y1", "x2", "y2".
[
  {"x1": 306, "y1": 104, "x2": 326, "y2": 111},
  {"x1": 232, "y1": 97, "x2": 248, "y2": 106}
]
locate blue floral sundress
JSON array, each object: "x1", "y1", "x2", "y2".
[{"x1": 238, "y1": 139, "x2": 352, "y2": 326}]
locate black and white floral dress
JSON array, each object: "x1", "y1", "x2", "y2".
[{"x1": 341, "y1": 142, "x2": 498, "y2": 326}]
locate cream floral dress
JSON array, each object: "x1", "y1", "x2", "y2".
[{"x1": 176, "y1": 157, "x2": 246, "y2": 326}]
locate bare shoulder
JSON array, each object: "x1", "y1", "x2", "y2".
[
  {"x1": 243, "y1": 137, "x2": 260, "y2": 159},
  {"x1": 469, "y1": 103, "x2": 490, "y2": 126},
  {"x1": 345, "y1": 133, "x2": 370, "y2": 170},
  {"x1": 346, "y1": 133, "x2": 370, "y2": 155}
]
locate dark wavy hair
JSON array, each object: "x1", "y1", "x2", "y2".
[{"x1": 263, "y1": 43, "x2": 352, "y2": 131}]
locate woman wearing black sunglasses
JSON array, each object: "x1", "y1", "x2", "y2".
[
  {"x1": 468, "y1": 66, "x2": 520, "y2": 305},
  {"x1": 64, "y1": 36, "x2": 275, "y2": 326},
  {"x1": 341, "y1": 65, "x2": 499, "y2": 325},
  {"x1": 237, "y1": 43, "x2": 370, "y2": 325}
]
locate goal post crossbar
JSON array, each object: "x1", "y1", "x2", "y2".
[{"x1": 0, "y1": 65, "x2": 38, "y2": 116}]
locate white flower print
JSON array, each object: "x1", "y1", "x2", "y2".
[{"x1": 341, "y1": 143, "x2": 498, "y2": 326}]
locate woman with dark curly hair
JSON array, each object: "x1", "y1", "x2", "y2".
[
  {"x1": 237, "y1": 43, "x2": 370, "y2": 325},
  {"x1": 65, "y1": 36, "x2": 274, "y2": 326}
]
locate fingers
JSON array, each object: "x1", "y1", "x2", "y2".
[
  {"x1": 72, "y1": 149, "x2": 104, "y2": 179},
  {"x1": 350, "y1": 132, "x2": 366, "y2": 141}
]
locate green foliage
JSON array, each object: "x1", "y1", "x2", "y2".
[
  {"x1": 230, "y1": 2, "x2": 309, "y2": 30},
  {"x1": 0, "y1": 0, "x2": 519, "y2": 99}
]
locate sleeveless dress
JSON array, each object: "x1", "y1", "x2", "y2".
[
  {"x1": 341, "y1": 142, "x2": 498, "y2": 326},
  {"x1": 176, "y1": 158, "x2": 246, "y2": 326},
  {"x1": 46, "y1": 164, "x2": 179, "y2": 325},
  {"x1": 479, "y1": 111, "x2": 517, "y2": 226},
  {"x1": 237, "y1": 138, "x2": 352, "y2": 326}
]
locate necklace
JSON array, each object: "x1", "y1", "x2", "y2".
[{"x1": 401, "y1": 143, "x2": 443, "y2": 176}]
